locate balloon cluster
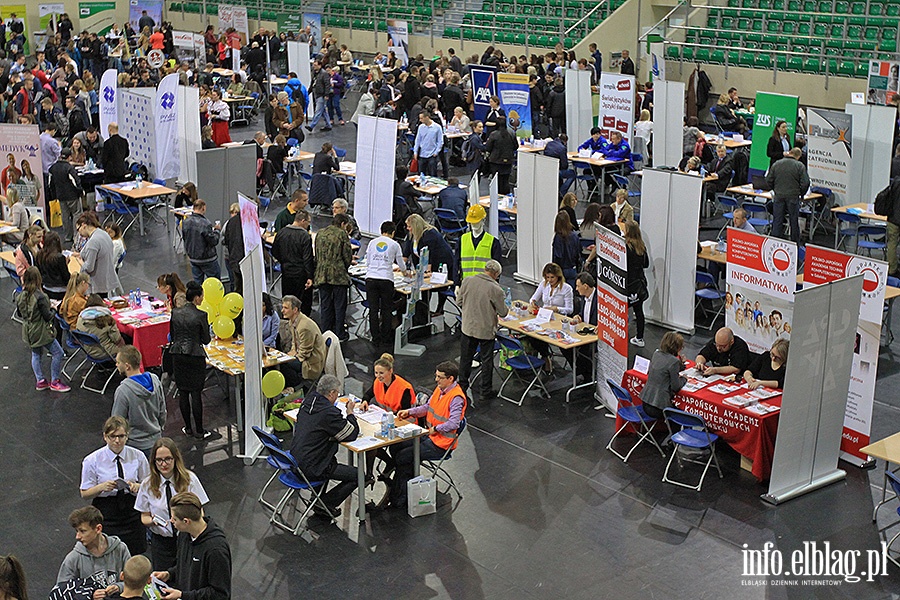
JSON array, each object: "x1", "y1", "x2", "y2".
[{"x1": 197, "y1": 278, "x2": 244, "y2": 339}]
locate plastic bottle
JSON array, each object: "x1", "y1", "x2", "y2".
[
  {"x1": 505, "y1": 287, "x2": 512, "y2": 308},
  {"x1": 135, "y1": 288, "x2": 141, "y2": 307},
  {"x1": 381, "y1": 411, "x2": 393, "y2": 438},
  {"x1": 699, "y1": 165, "x2": 707, "y2": 178},
  {"x1": 136, "y1": 173, "x2": 143, "y2": 188},
  {"x1": 441, "y1": 263, "x2": 448, "y2": 277},
  {"x1": 419, "y1": 172, "x2": 426, "y2": 187}
]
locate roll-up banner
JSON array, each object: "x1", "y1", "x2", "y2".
[
  {"x1": 1, "y1": 6, "x2": 27, "y2": 54},
  {"x1": 867, "y1": 59, "x2": 900, "y2": 105},
  {"x1": 469, "y1": 65, "x2": 497, "y2": 125},
  {"x1": 239, "y1": 191, "x2": 265, "y2": 289},
  {"x1": 304, "y1": 14, "x2": 322, "y2": 56},
  {"x1": 649, "y1": 42, "x2": 666, "y2": 81},
  {"x1": 0, "y1": 124, "x2": 44, "y2": 206},
  {"x1": 598, "y1": 72, "x2": 635, "y2": 144},
  {"x1": 386, "y1": 19, "x2": 409, "y2": 66},
  {"x1": 725, "y1": 228, "x2": 797, "y2": 355},
  {"x1": 354, "y1": 116, "x2": 396, "y2": 237},
  {"x1": 218, "y1": 5, "x2": 249, "y2": 46},
  {"x1": 595, "y1": 225, "x2": 629, "y2": 413},
  {"x1": 497, "y1": 72, "x2": 531, "y2": 139},
  {"x1": 806, "y1": 108, "x2": 851, "y2": 206},
  {"x1": 155, "y1": 74, "x2": 181, "y2": 180},
  {"x1": 78, "y1": 2, "x2": 116, "y2": 37},
  {"x1": 749, "y1": 92, "x2": 799, "y2": 172},
  {"x1": 99, "y1": 69, "x2": 117, "y2": 141},
  {"x1": 129, "y1": 0, "x2": 163, "y2": 32},
  {"x1": 803, "y1": 244, "x2": 887, "y2": 466}
]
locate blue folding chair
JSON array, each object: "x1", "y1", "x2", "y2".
[
  {"x1": 496, "y1": 332, "x2": 550, "y2": 405},
  {"x1": 834, "y1": 212, "x2": 860, "y2": 251},
  {"x1": 350, "y1": 278, "x2": 370, "y2": 338},
  {"x1": 251, "y1": 426, "x2": 293, "y2": 514},
  {"x1": 695, "y1": 271, "x2": 727, "y2": 329},
  {"x1": 662, "y1": 408, "x2": 723, "y2": 491},
  {"x1": 883, "y1": 471, "x2": 900, "y2": 567},
  {"x1": 742, "y1": 201, "x2": 770, "y2": 232},
  {"x1": 434, "y1": 208, "x2": 468, "y2": 245},
  {"x1": 3, "y1": 263, "x2": 22, "y2": 323},
  {"x1": 55, "y1": 313, "x2": 85, "y2": 379},
  {"x1": 858, "y1": 224, "x2": 888, "y2": 259},
  {"x1": 266, "y1": 446, "x2": 336, "y2": 536},
  {"x1": 498, "y1": 209, "x2": 517, "y2": 257},
  {"x1": 103, "y1": 190, "x2": 141, "y2": 236},
  {"x1": 606, "y1": 379, "x2": 665, "y2": 462},
  {"x1": 422, "y1": 417, "x2": 467, "y2": 499},
  {"x1": 716, "y1": 194, "x2": 740, "y2": 238},
  {"x1": 69, "y1": 330, "x2": 118, "y2": 394}
]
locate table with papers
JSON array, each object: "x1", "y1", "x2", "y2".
[
  {"x1": 107, "y1": 295, "x2": 171, "y2": 368},
  {"x1": 285, "y1": 396, "x2": 428, "y2": 522},
  {"x1": 619, "y1": 364, "x2": 782, "y2": 481}
]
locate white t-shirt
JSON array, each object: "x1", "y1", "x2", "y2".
[
  {"x1": 134, "y1": 471, "x2": 209, "y2": 537},
  {"x1": 365, "y1": 235, "x2": 405, "y2": 281}
]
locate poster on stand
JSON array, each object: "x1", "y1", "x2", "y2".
[
  {"x1": 469, "y1": 66, "x2": 498, "y2": 125},
  {"x1": 803, "y1": 244, "x2": 887, "y2": 465},
  {"x1": 386, "y1": 19, "x2": 409, "y2": 66},
  {"x1": 218, "y1": 5, "x2": 249, "y2": 46},
  {"x1": 128, "y1": 0, "x2": 163, "y2": 33},
  {"x1": 595, "y1": 225, "x2": 629, "y2": 413},
  {"x1": 304, "y1": 14, "x2": 322, "y2": 56},
  {"x1": 0, "y1": 6, "x2": 27, "y2": 54},
  {"x1": 649, "y1": 42, "x2": 666, "y2": 81},
  {"x1": 598, "y1": 72, "x2": 635, "y2": 143},
  {"x1": 99, "y1": 69, "x2": 117, "y2": 140},
  {"x1": 749, "y1": 92, "x2": 799, "y2": 172},
  {"x1": 155, "y1": 74, "x2": 180, "y2": 180},
  {"x1": 497, "y1": 72, "x2": 531, "y2": 139},
  {"x1": 0, "y1": 124, "x2": 44, "y2": 206},
  {"x1": 39, "y1": 3, "x2": 65, "y2": 30},
  {"x1": 866, "y1": 60, "x2": 900, "y2": 105},
  {"x1": 78, "y1": 2, "x2": 116, "y2": 37},
  {"x1": 725, "y1": 228, "x2": 797, "y2": 354},
  {"x1": 806, "y1": 108, "x2": 851, "y2": 206}
]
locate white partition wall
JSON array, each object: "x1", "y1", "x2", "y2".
[
  {"x1": 287, "y1": 41, "x2": 312, "y2": 118},
  {"x1": 119, "y1": 89, "x2": 158, "y2": 177},
  {"x1": 238, "y1": 244, "x2": 266, "y2": 460},
  {"x1": 354, "y1": 115, "x2": 396, "y2": 237},
  {"x1": 514, "y1": 152, "x2": 559, "y2": 285},
  {"x1": 653, "y1": 81, "x2": 685, "y2": 168},
  {"x1": 565, "y1": 70, "x2": 593, "y2": 152},
  {"x1": 642, "y1": 169, "x2": 702, "y2": 333},
  {"x1": 845, "y1": 103, "x2": 894, "y2": 205},
  {"x1": 177, "y1": 86, "x2": 201, "y2": 184}
]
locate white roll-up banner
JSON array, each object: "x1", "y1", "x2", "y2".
[
  {"x1": 154, "y1": 74, "x2": 181, "y2": 180},
  {"x1": 99, "y1": 69, "x2": 117, "y2": 141}
]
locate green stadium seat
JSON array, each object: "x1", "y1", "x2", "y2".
[
  {"x1": 773, "y1": 0, "x2": 785, "y2": 8},
  {"x1": 752, "y1": 19, "x2": 763, "y2": 31},
  {"x1": 883, "y1": 39, "x2": 898, "y2": 51},
  {"x1": 848, "y1": 15, "x2": 866, "y2": 25},
  {"x1": 776, "y1": 55, "x2": 787, "y2": 69},
  {"x1": 170, "y1": 3, "x2": 181, "y2": 10},
  {"x1": 884, "y1": 28, "x2": 897, "y2": 40},
  {"x1": 527, "y1": 33, "x2": 538, "y2": 45},
  {"x1": 782, "y1": 22, "x2": 796, "y2": 33},
  {"x1": 667, "y1": 45, "x2": 680, "y2": 59},
  {"x1": 797, "y1": 22, "x2": 811, "y2": 35},
  {"x1": 721, "y1": 16, "x2": 735, "y2": 28},
  {"x1": 737, "y1": 17, "x2": 751, "y2": 29},
  {"x1": 728, "y1": 0, "x2": 740, "y2": 6},
  {"x1": 835, "y1": 1, "x2": 850, "y2": 13},
  {"x1": 847, "y1": 25, "x2": 862, "y2": 38},
  {"x1": 741, "y1": 0, "x2": 754, "y2": 7},
  {"x1": 788, "y1": 56, "x2": 803, "y2": 70},
  {"x1": 865, "y1": 27, "x2": 879, "y2": 40},
  {"x1": 758, "y1": 0, "x2": 772, "y2": 8},
  {"x1": 788, "y1": 0, "x2": 800, "y2": 9},
  {"x1": 537, "y1": 35, "x2": 550, "y2": 47},
  {"x1": 830, "y1": 24, "x2": 844, "y2": 37},
  {"x1": 888, "y1": 4, "x2": 900, "y2": 16},
  {"x1": 826, "y1": 58, "x2": 839, "y2": 73},
  {"x1": 682, "y1": 46, "x2": 695, "y2": 60},
  {"x1": 766, "y1": 20, "x2": 780, "y2": 32},
  {"x1": 870, "y1": 2, "x2": 885, "y2": 15},
  {"x1": 700, "y1": 33, "x2": 715, "y2": 45},
  {"x1": 737, "y1": 52, "x2": 754, "y2": 68},
  {"x1": 851, "y1": 2, "x2": 866, "y2": 14},
  {"x1": 817, "y1": 1, "x2": 831, "y2": 12},
  {"x1": 814, "y1": 23, "x2": 827, "y2": 35},
  {"x1": 803, "y1": 57, "x2": 821, "y2": 73},
  {"x1": 710, "y1": 49, "x2": 725, "y2": 63},
  {"x1": 838, "y1": 60, "x2": 856, "y2": 76},
  {"x1": 514, "y1": 33, "x2": 526, "y2": 44},
  {"x1": 857, "y1": 62, "x2": 869, "y2": 76},
  {"x1": 695, "y1": 48, "x2": 711, "y2": 61},
  {"x1": 803, "y1": 0, "x2": 816, "y2": 10}
]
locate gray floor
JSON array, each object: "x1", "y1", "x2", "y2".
[{"x1": 3, "y1": 93, "x2": 900, "y2": 599}]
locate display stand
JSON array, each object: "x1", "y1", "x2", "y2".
[
  {"x1": 652, "y1": 81, "x2": 685, "y2": 168},
  {"x1": 514, "y1": 152, "x2": 559, "y2": 285},
  {"x1": 845, "y1": 103, "x2": 894, "y2": 208},
  {"x1": 394, "y1": 247, "x2": 428, "y2": 357},
  {"x1": 354, "y1": 116, "x2": 396, "y2": 237},
  {"x1": 565, "y1": 69, "x2": 593, "y2": 153}
]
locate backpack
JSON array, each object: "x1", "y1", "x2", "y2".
[
  {"x1": 874, "y1": 178, "x2": 900, "y2": 218},
  {"x1": 461, "y1": 134, "x2": 480, "y2": 164}
]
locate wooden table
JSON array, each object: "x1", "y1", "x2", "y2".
[
  {"x1": 285, "y1": 398, "x2": 428, "y2": 523},
  {"x1": 0, "y1": 250, "x2": 80, "y2": 275},
  {"x1": 727, "y1": 184, "x2": 825, "y2": 239},
  {"x1": 704, "y1": 134, "x2": 752, "y2": 149},
  {"x1": 499, "y1": 303, "x2": 599, "y2": 403},
  {"x1": 0, "y1": 219, "x2": 20, "y2": 238},
  {"x1": 347, "y1": 264, "x2": 453, "y2": 295},
  {"x1": 100, "y1": 182, "x2": 177, "y2": 236},
  {"x1": 478, "y1": 194, "x2": 518, "y2": 216},
  {"x1": 518, "y1": 143, "x2": 546, "y2": 153},
  {"x1": 406, "y1": 175, "x2": 448, "y2": 196},
  {"x1": 567, "y1": 153, "x2": 629, "y2": 203},
  {"x1": 831, "y1": 203, "x2": 887, "y2": 249},
  {"x1": 205, "y1": 335, "x2": 294, "y2": 376},
  {"x1": 862, "y1": 432, "x2": 900, "y2": 524}
]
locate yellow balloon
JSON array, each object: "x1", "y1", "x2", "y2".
[
  {"x1": 212, "y1": 316, "x2": 235, "y2": 339},
  {"x1": 262, "y1": 370, "x2": 286, "y2": 398},
  {"x1": 198, "y1": 300, "x2": 212, "y2": 313},
  {"x1": 207, "y1": 306, "x2": 219, "y2": 324},
  {"x1": 202, "y1": 277, "x2": 225, "y2": 307},
  {"x1": 222, "y1": 292, "x2": 244, "y2": 318}
]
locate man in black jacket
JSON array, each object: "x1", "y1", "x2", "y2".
[
  {"x1": 620, "y1": 49, "x2": 636, "y2": 75},
  {"x1": 765, "y1": 147, "x2": 810, "y2": 244},
  {"x1": 182, "y1": 199, "x2": 222, "y2": 283},
  {"x1": 48, "y1": 154, "x2": 83, "y2": 244},
  {"x1": 101, "y1": 123, "x2": 130, "y2": 183},
  {"x1": 65, "y1": 95, "x2": 87, "y2": 138},
  {"x1": 271, "y1": 209, "x2": 314, "y2": 313},
  {"x1": 221, "y1": 203, "x2": 244, "y2": 293},
  {"x1": 705, "y1": 144, "x2": 734, "y2": 201},
  {"x1": 305, "y1": 61, "x2": 333, "y2": 133},
  {"x1": 152, "y1": 492, "x2": 231, "y2": 600},
  {"x1": 289, "y1": 375, "x2": 360, "y2": 517}
]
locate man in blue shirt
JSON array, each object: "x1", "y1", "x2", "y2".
[
  {"x1": 603, "y1": 130, "x2": 634, "y2": 171},
  {"x1": 413, "y1": 112, "x2": 444, "y2": 177},
  {"x1": 590, "y1": 43, "x2": 602, "y2": 81},
  {"x1": 437, "y1": 177, "x2": 469, "y2": 220},
  {"x1": 578, "y1": 127, "x2": 608, "y2": 154},
  {"x1": 544, "y1": 133, "x2": 576, "y2": 196}
]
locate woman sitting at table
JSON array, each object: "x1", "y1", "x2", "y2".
[
  {"x1": 611, "y1": 188, "x2": 635, "y2": 223},
  {"x1": 68, "y1": 137, "x2": 87, "y2": 167},
  {"x1": 262, "y1": 292, "x2": 280, "y2": 347},
  {"x1": 36, "y1": 231, "x2": 70, "y2": 300},
  {"x1": 61, "y1": 272, "x2": 90, "y2": 329},
  {"x1": 743, "y1": 339, "x2": 789, "y2": 390},
  {"x1": 3, "y1": 187, "x2": 27, "y2": 245},
  {"x1": 174, "y1": 182, "x2": 198, "y2": 209},
  {"x1": 450, "y1": 106, "x2": 471, "y2": 133},
  {"x1": 200, "y1": 125, "x2": 216, "y2": 150},
  {"x1": 157, "y1": 272, "x2": 187, "y2": 310},
  {"x1": 267, "y1": 134, "x2": 289, "y2": 178},
  {"x1": 530, "y1": 262, "x2": 574, "y2": 316},
  {"x1": 404, "y1": 214, "x2": 455, "y2": 316},
  {"x1": 714, "y1": 93, "x2": 747, "y2": 135},
  {"x1": 641, "y1": 331, "x2": 687, "y2": 419},
  {"x1": 227, "y1": 73, "x2": 245, "y2": 97},
  {"x1": 76, "y1": 294, "x2": 125, "y2": 360}
]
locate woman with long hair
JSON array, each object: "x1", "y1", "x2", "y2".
[
  {"x1": 552, "y1": 211, "x2": 581, "y2": 288},
  {"x1": 641, "y1": 331, "x2": 687, "y2": 419},
  {"x1": 76, "y1": 294, "x2": 124, "y2": 359},
  {"x1": 529, "y1": 262, "x2": 574, "y2": 371},
  {"x1": 156, "y1": 272, "x2": 186, "y2": 310},
  {"x1": 0, "y1": 554, "x2": 28, "y2": 600},
  {"x1": 558, "y1": 192, "x2": 578, "y2": 228},
  {"x1": 624, "y1": 220, "x2": 650, "y2": 347},
  {"x1": 35, "y1": 230, "x2": 69, "y2": 300},
  {"x1": 404, "y1": 213, "x2": 455, "y2": 315},
  {"x1": 262, "y1": 292, "x2": 279, "y2": 347},
  {"x1": 135, "y1": 437, "x2": 209, "y2": 569},
  {"x1": 16, "y1": 267, "x2": 69, "y2": 392},
  {"x1": 60, "y1": 271, "x2": 90, "y2": 329},
  {"x1": 767, "y1": 119, "x2": 791, "y2": 167},
  {"x1": 2, "y1": 187, "x2": 27, "y2": 245},
  {"x1": 14, "y1": 225, "x2": 43, "y2": 279},
  {"x1": 207, "y1": 89, "x2": 232, "y2": 146},
  {"x1": 170, "y1": 281, "x2": 212, "y2": 439},
  {"x1": 174, "y1": 182, "x2": 198, "y2": 209},
  {"x1": 67, "y1": 136, "x2": 87, "y2": 166},
  {"x1": 744, "y1": 338, "x2": 790, "y2": 390},
  {"x1": 18, "y1": 160, "x2": 40, "y2": 206}
]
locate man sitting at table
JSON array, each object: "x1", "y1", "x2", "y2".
[
  {"x1": 437, "y1": 176, "x2": 468, "y2": 221},
  {"x1": 273, "y1": 189, "x2": 309, "y2": 233},
  {"x1": 388, "y1": 361, "x2": 467, "y2": 510},
  {"x1": 289, "y1": 374, "x2": 359, "y2": 518},
  {"x1": 705, "y1": 144, "x2": 733, "y2": 200},
  {"x1": 544, "y1": 133, "x2": 576, "y2": 196},
  {"x1": 694, "y1": 326, "x2": 751, "y2": 376},
  {"x1": 280, "y1": 294, "x2": 326, "y2": 391},
  {"x1": 731, "y1": 208, "x2": 756, "y2": 233},
  {"x1": 577, "y1": 126, "x2": 608, "y2": 154},
  {"x1": 563, "y1": 271, "x2": 598, "y2": 383}
]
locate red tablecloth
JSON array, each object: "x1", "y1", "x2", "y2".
[
  {"x1": 112, "y1": 307, "x2": 171, "y2": 369},
  {"x1": 619, "y1": 369, "x2": 781, "y2": 481}
]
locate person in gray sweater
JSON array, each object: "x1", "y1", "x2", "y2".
[
  {"x1": 74, "y1": 211, "x2": 120, "y2": 297},
  {"x1": 56, "y1": 506, "x2": 130, "y2": 595},
  {"x1": 641, "y1": 331, "x2": 687, "y2": 420},
  {"x1": 457, "y1": 259, "x2": 509, "y2": 399},
  {"x1": 112, "y1": 345, "x2": 166, "y2": 454},
  {"x1": 765, "y1": 147, "x2": 810, "y2": 244}
]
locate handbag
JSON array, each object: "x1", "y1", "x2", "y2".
[
  {"x1": 407, "y1": 475, "x2": 437, "y2": 517},
  {"x1": 409, "y1": 155, "x2": 419, "y2": 174},
  {"x1": 49, "y1": 199, "x2": 63, "y2": 228}
]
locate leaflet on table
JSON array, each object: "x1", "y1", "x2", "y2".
[
  {"x1": 344, "y1": 436, "x2": 382, "y2": 451},
  {"x1": 678, "y1": 369, "x2": 723, "y2": 384},
  {"x1": 283, "y1": 408, "x2": 299, "y2": 421},
  {"x1": 355, "y1": 405, "x2": 389, "y2": 425},
  {"x1": 748, "y1": 387, "x2": 781, "y2": 399},
  {"x1": 707, "y1": 382, "x2": 742, "y2": 395},
  {"x1": 395, "y1": 423, "x2": 426, "y2": 439},
  {"x1": 723, "y1": 393, "x2": 758, "y2": 408},
  {"x1": 680, "y1": 379, "x2": 709, "y2": 393},
  {"x1": 744, "y1": 402, "x2": 780, "y2": 415}
]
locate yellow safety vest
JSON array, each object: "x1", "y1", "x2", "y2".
[{"x1": 460, "y1": 232, "x2": 495, "y2": 279}]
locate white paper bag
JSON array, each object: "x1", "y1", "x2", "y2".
[{"x1": 407, "y1": 475, "x2": 437, "y2": 517}]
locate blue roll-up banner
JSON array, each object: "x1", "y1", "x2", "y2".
[
  {"x1": 470, "y1": 65, "x2": 497, "y2": 124},
  {"x1": 497, "y1": 72, "x2": 532, "y2": 138}
]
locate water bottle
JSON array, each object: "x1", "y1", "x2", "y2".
[
  {"x1": 419, "y1": 172, "x2": 426, "y2": 187},
  {"x1": 381, "y1": 411, "x2": 393, "y2": 438},
  {"x1": 505, "y1": 287, "x2": 512, "y2": 308},
  {"x1": 441, "y1": 263, "x2": 448, "y2": 277},
  {"x1": 718, "y1": 132, "x2": 725, "y2": 144},
  {"x1": 717, "y1": 238, "x2": 727, "y2": 253},
  {"x1": 135, "y1": 288, "x2": 141, "y2": 307},
  {"x1": 136, "y1": 173, "x2": 143, "y2": 188},
  {"x1": 700, "y1": 165, "x2": 707, "y2": 178}
]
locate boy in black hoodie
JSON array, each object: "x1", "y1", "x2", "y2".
[{"x1": 152, "y1": 492, "x2": 231, "y2": 600}]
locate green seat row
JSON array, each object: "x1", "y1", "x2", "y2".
[{"x1": 668, "y1": 44, "x2": 869, "y2": 77}]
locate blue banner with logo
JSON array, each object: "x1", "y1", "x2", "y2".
[
  {"x1": 497, "y1": 72, "x2": 531, "y2": 138},
  {"x1": 469, "y1": 65, "x2": 497, "y2": 124},
  {"x1": 155, "y1": 74, "x2": 180, "y2": 179}
]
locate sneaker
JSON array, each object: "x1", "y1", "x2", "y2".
[
  {"x1": 304, "y1": 125, "x2": 312, "y2": 132},
  {"x1": 35, "y1": 379, "x2": 50, "y2": 391},
  {"x1": 50, "y1": 380, "x2": 71, "y2": 392},
  {"x1": 322, "y1": 126, "x2": 333, "y2": 131},
  {"x1": 195, "y1": 430, "x2": 213, "y2": 440},
  {"x1": 182, "y1": 426, "x2": 194, "y2": 436},
  {"x1": 630, "y1": 337, "x2": 645, "y2": 347}
]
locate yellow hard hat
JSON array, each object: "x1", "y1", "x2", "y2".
[{"x1": 466, "y1": 204, "x2": 486, "y2": 223}]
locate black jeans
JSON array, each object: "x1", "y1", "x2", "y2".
[
  {"x1": 419, "y1": 155, "x2": 438, "y2": 177},
  {"x1": 367, "y1": 277, "x2": 396, "y2": 346},
  {"x1": 458, "y1": 334, "x2": 495, "y2": 396},
  {"x1": 282, "y1": 274, "x2": 313, "y2": 315},
  {"x1": 319, "y1": 283, "x2": 349, "y2": 338},
  {"x1": 320, "y1": 461, "x2": 358, "y2": 508},
  {"x1": 179, "y1": 389, "x2": 203, "y2": 432},
  {"x1": 390, "y1": 437, "x2": 447, "y2": 506},
  {"x1": 631, "y1": 299, "x2": 645, "y2": 339},
  {"x1": 281, "y1": 358, "x2": 306, "y2": 389},
  {"x1": 772, "y1": 195, "x2": 801, "y2": 244}
]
